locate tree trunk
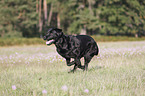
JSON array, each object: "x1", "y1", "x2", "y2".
[
  {"x1": 57, "y1": 13, "x2": 61, "y2": 28},
  {"x1": 48, "y1": 3, "x2": 53, "y2": 26},
  {"x1": 43, "y1": 0, "x2": 47, "y2": 26},
  {"x1": 80, "y1": 25, "x2": 87, "y2": 35},
  {"x1": 135, "y1": 33, "x2": 138, "y2": 38},
  {"x1": 36, "y1": 0, "x2": 39, "y2": 13},
  {"x1": 39, "y1": 0, "x2": 43, "y2": 37},
  {"x1": 88, "y1": 0, "x2": 93, "y2": 15}
]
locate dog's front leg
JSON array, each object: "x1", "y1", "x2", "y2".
[
  {"x1": 70, "y1": 58, "x2": 85, "y2": 73},
  {"x1": 72, "y1": 64, "x2": 77, "y2": 73},
  {"x1": 66, "y1": 58, "x2": 75, "y2": 66},
  {"x1": 68, "y1": 58, "x2": 84, "y2": 73}
]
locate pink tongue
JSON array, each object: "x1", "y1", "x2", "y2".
[{"x1": 46, "y1": 40, "x2": 54, "y2": 45}]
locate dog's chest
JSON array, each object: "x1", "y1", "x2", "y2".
[
  {"x1": 57, "y1": 48, "x2": 75, "y2": 58},
  {"x1": 56, "y1": 36, "x2": 81, "y2": 58},
  {"x1": 56, "y1": 46, "x2": 80, "y2": 58}
]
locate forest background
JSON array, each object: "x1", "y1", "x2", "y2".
[{"x1": 0, "y1": 0, "x2": 145, "y2": 38}]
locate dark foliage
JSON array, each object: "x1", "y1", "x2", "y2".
[{"x1": 0, "y1": 0, "x2": 145, "y2": 37}]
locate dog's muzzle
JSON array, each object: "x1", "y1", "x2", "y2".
[
  {"x1": 46, "y1": 40, "x2": 55, "y2": 45},
  {"x1": 43, "y1": 36, "x2": 54, "y2": 45}
]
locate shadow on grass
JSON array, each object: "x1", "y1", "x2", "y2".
[
  {"x1": 88, "y1": 66, "x2": 103, "y2": 71},
  {"x1": 67, "y1": 65, "x2": 103, "y2": 73}
]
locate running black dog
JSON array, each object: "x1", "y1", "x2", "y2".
[{"x1": 43, "y1": 28, "x2": 99, "y2": 72}]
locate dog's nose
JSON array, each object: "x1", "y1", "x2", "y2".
[{"x1": 43, "y1": 36, "x2": 46, "y2": 40}]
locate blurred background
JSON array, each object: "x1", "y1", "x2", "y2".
[
  {"x1": 0, "y1": 0, "x2": 145, "y2": 46},
  {"x1": 0, "y1": 1, "x2": 145, "y2": 95}
]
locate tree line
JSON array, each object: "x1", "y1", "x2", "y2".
[{"x1": 0, "y1": 0, "x2": 145, "y2": 38}]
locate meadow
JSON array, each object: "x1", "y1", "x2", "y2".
[
  {"x1": 0, "y1": 36, "x2": 145, "y2": 46},
  {"x1": 0, "y1": 41, "x2": 145, "y2": 96}
]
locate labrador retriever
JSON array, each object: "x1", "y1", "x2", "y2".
[{"x1": 43, "y1": 28, "x2": 99, "y2": 72}]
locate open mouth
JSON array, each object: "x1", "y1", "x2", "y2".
[{"x1": 46, "y1": 39, "x2": 55, "y2": 45}]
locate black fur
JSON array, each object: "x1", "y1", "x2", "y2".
[{"x1": 43, "y1": 28, "x2": 99, "y2": 72}]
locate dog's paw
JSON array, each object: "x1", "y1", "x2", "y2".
[{"x1": 68, "y1": 69, "x2": 75, "y2": 73}]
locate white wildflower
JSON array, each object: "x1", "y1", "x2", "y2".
[
  {"x1": 42, "y1": 89, "x2": 47, "y2": 94},
  {"x1": 84, "y1": 89, "x2": 89, "y2": 93},
  {"x1": 61, "y1": 85, "x2": 68, "y2": 91},
  {"x1": 12, "y1": 85, "x2": 16, "y2": 90}
]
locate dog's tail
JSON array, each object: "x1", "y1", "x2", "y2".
[
  {"x1": 89, "y1": 42, "x2": 99, "y2": 57},
  {"x1": 94, "y1": 42, "x2": 99, "y2": 56}
]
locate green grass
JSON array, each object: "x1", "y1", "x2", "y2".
[
  {"x1": 92, "y1": 35, "x2": 145, "y2": 42},
  {"x1": 0, "y1": 38, "x2": 45, "y2": 46},
  {"x1": 0, "y1": 41, "x2": 145, "y2": 96},
  {"x1": 0, "y1": 36, "x2": 145, "y2": 46}
]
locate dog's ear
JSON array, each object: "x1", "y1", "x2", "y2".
[
  {"x1": 47, "y1": 28, "x2": 54, "y2": 32},
  {"x1": 54, "y1": 28, "x2": 62, "y2": 32},
  {"x1": 53, "y1": 28, "x2": 63, "y2": 37}
]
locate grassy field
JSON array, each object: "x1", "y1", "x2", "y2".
[
  {"x1": 0, "y1": 36, "x2": 145, "y2": 46},
  {"x1": 0, "y1": 41, "x2": 145, "y2": 96}
]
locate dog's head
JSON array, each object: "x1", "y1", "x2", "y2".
[{"x1": 43, "y1": 28, "x2": 63, "y2": 45}]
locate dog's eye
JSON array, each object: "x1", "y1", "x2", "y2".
[{"x1": 46, "y1": 33, "x2": 49, "y2": 35}]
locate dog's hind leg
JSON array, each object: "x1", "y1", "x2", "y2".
[
  {"x1": 84, "y1": 53, "x2": 94, "y2": 71},
  {"x1": 75, "y1": 58, "x2": 85, "y2": 70}
]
